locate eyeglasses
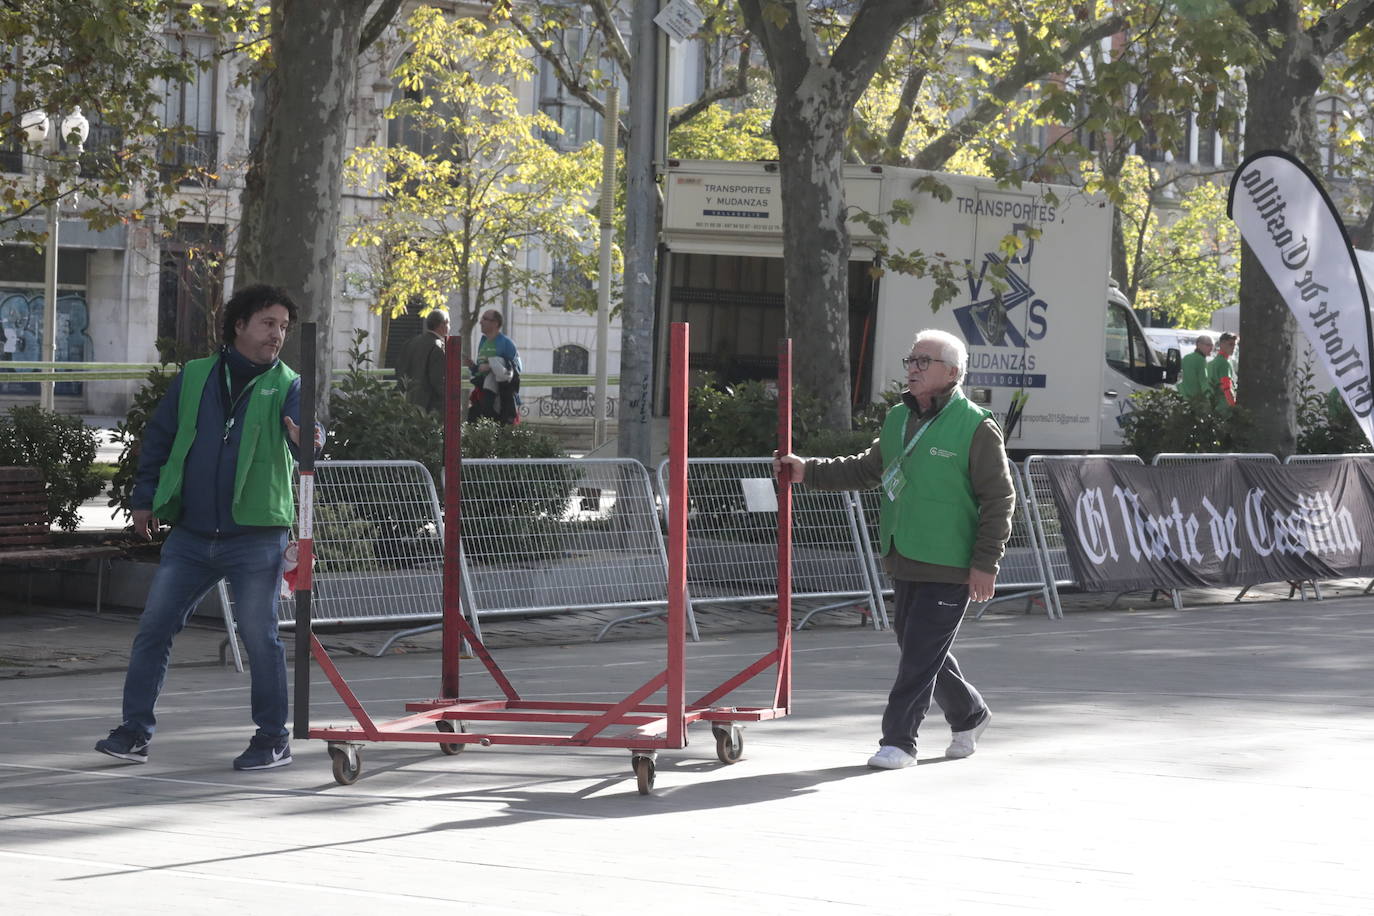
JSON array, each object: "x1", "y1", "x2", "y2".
[{"x1": 901, "y1": 355, "x2": 949, "y2": 371}]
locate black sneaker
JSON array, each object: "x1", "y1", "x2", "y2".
[
  {"x1": 232, "y1": 734, "x2": 292, "y2": 771},
  {"x1": 95, "y1": 725, "x2": 150, "y2": 764}
]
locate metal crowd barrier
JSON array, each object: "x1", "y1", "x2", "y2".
[
  {"x1": 219, "y1": 460, "x2": 450, "y2": 669},
  {"x1": 227, "y1": 449, "x2": 1342, "y2": 667},
  {"x1": 655, "y1": 457, "x2": 880, "y2": 632},
  {"x1": 1149, "y1": 452, "x2": 1309, "y2": 601},
  {"x1": 852, "y1": 462, "x2": 1055, "y2": 620},
  {"x1": 222, "y1": 458, "x2": 685, "y2": 662},
  {"x1": 1284, "y1": 453, "x2": 1374, "y2": 595},
  {"x1": 460, "y1": 458, "x2": 689, "y2": 642},
  {"x1": 1022, "y1": 454, "x2": 1146, "y2": 618}
]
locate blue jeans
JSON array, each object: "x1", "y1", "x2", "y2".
[{"x1": 121, "y1": 526, "x2": 290, "y2": 739}]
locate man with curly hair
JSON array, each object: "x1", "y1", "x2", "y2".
[{"x1": 96, "y1": 284, "x2": 322, "y2": 772}]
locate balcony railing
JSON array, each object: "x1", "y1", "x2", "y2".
[
  {"x1": 160, "y1": 130, "x2": 220, "y2": 186},
  {"x1": 72, "y1": 123, "x2": 123, "y2": 178}
]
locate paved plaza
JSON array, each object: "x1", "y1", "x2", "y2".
[{"x1": 2, "y1": 593, "x2": 1371, "y2": 914}]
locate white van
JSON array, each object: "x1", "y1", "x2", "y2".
[{"x1": 658, "y1": 159, "x2": 1181, "y2": 452}]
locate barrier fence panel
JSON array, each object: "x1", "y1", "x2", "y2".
[
  {"x1": 656, "y1": 457, "x2": 879, "y2": 630},
  {"x1": 1022, "y1": 454, "x2": 1146, "y2": 619},
  {"x1": 1284, "y1": 453, "x2": 1374, "y2": 594},
  {"x1": 459, "y1": 458, "x2": 689, "y2": 639},
  {"x1": 853, "y1": 462, "x2": 1055, "y2": 621},
  {"x1": 220, "y1": 459, "x2": 450, "y2": 664},
  {"x1": 1151, "y1": 453, "x2": 1280, "y2": 465},
  {"x1": 1148, "y1": 452, "x2": 1310, "y2": 601}
]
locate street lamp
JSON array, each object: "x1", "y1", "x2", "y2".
[{"x1": 21, "y1": 107, "x2": 89, "y2": 410}]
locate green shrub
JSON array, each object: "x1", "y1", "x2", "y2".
[
  {"x1": 107, "y1": 339, "x2": 181, "y2": 523},
  {"x1": 687, "y1": 375, "x2": 864, "y2": 457},
  {"x1": 0, "y1": 405, "x2": 103, "y2": 531},
  {"x1": 460, "y1": 418, "x2": 568, "y2": 459},
  {"x1": 1296, "y1": 361, "x2": 1372, "y2": 455},
  {"x1": 311, "y1": 502, "x2": 381, "y2": 573},
  {"x1": 802, "y1": 426, "x2": 878, "y2": 459},
  {"x1": 1120, "y1": 388, "x2": 1252, "y2": 462}
]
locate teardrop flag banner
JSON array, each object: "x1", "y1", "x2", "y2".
[{"x1": 1227, "y1": 150, "x2": 1374, "y2": 446}]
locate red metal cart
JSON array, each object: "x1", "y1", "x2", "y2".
[{"x1": 293, "y1": 323, "x2": 794, "y2": 793}]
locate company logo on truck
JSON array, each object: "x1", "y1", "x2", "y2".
[{"x1": 954, "y1": 225, "x2": 1049, "y2": 389}]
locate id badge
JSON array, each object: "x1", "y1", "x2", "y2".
[{"x1": 881, "y1": 459, "x2": 907, "y2": 502}]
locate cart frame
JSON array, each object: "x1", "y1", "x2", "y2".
[{"x1": 297, "y1": 324, "x2": 794, "y2": 793}]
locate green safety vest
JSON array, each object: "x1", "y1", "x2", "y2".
[
  {"x1": 877, "y1": 392, "x2": 992, "y2": 568},
  {"x1": 152, "y1": 355, "x2": 298, "y2": 527}
]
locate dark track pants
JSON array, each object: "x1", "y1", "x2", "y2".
[{"x1": 879, "y1": 579, "x2": 987, "y2": 755}]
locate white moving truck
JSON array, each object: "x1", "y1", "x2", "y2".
[{"x1": 658, "y1": 159, "x2": 1178, "y2": 452}]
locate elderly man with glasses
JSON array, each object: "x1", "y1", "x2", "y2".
[
  {"x1": 467, "y1": 309, "x2": 522, "y2": 424},
  {"x1": 775, "y1": 329, "x2": 1015, "y2": 769}
]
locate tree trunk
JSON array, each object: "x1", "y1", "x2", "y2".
[
  {"x1": 773, "y1": 81, "x2": 856, "y2": 430},
  {"x1": 236, "y1": 0, "x2": 372, "y2": 410},
  {"x1": 1237, "y1": 1, "x2": 1323, "y2": 457}
]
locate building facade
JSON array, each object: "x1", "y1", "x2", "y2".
[{"x1": 0, "y1": 4, "x2": 646, "y2": 427}]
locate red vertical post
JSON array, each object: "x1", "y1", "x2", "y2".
[
  {"x1": 667, "y1": 322, "x2": 688, "y2": 746},
  {"x1": 775, "y1": 337, "x2": 793, "y2": 712},
  {"x1": 442, "y1": 334, "x2": 463, "y2": 699}
]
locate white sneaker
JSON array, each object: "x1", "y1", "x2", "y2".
[
  {"x1": 946, "y1": 713, "x2": 991, "y2": 759},
  {"x1": 867, "y1": 745, "x2": 917, "y2": 769}
]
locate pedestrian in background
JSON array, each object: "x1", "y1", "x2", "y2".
[
  {"x1": 396, "y1": 308, "x2": 449, "y2": 413},
  {"x1": 1176, "y1": 333, "x2": 1213, "y2": 402},
  {"x1": 1208, "y1": 332, "x2": 1239, "y2": 411},
  {"x1": 467, "y1": 309, "x2": 521, "y2": 424},
  {"x1": 774, "y1": 328, "x2": 1014, "y2": 769},
  {"x1": 95, "y1": 284, "x2": 323, "y2": 772}
]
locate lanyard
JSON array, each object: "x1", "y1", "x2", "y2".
[
  {"x1": 896, "y1": 389, "x2": 963, "y2": 463},
  {"x1": 222, "y1": 360, "x2": 263, "y2": 443},
  {"x1": 881, "y1": 392, "x2": 960, "y2": 503}
]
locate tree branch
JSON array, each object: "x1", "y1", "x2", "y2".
[
  {"x1": 588, "y1": 0, "x2": 633, "y2": 77},
  {"x1": 884, "y1": 62, "x2": 928, "y2": 153},
  {"x1": 910, "y1": 13, "x2": 1124, "y2": 171},
  {"x1": 831, "y1": 0, "x2": 933, "y2": 102},
  {"x1": 508, "y1": 14, "x2": 608, "y2": 120},
  {"x1": 359, "y1": 0, "x2": 404, "y2": 54},
  {"x1": 737, "y1": 0, "x2": 823, "y2": 93},
  {"x1": 669, "y1": 42, "x2": 753, "y2": 129},
  {"x1": 1309, "y1": 0, "x2": 1374, "y2": 57}
]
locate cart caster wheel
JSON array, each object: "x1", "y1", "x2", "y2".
[
  {"x1": 632, "y1": 755, "x2": 656, "y2": 795},
  {"x1": 329, "y1": 745, "x2": 361, "y2": 785},
  {"x1": 713, "y1": 726, "x2": 744, "y2": 764},
  {"x1": 436, "y1": 719, "x2": 466, "y2": 756}
]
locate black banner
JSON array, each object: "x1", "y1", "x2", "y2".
[{"x1": 1043, "y1": 458, "x2": 1374, "y2": 592}]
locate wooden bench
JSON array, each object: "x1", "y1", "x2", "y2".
[{"x1": 0, "y1": 466, "x2": 123, "y2": 612}]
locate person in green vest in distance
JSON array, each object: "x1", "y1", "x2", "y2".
[
  {"x1": 1176, "y1": 333, "x2": 1213, "y2": 402},
  {"x1": 95, "y1": 284, "x2": 323, "y2": 772},
  {"x1": 1207, "y1": 332, "x2": 1239, "y2": 412},
  {"x1": 774, "y1": 329, "x2": 1015, "y2": 769}
]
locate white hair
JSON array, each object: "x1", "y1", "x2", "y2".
[{"x1": 914, "y1": 328, "x2": 968, "y2": 382}]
